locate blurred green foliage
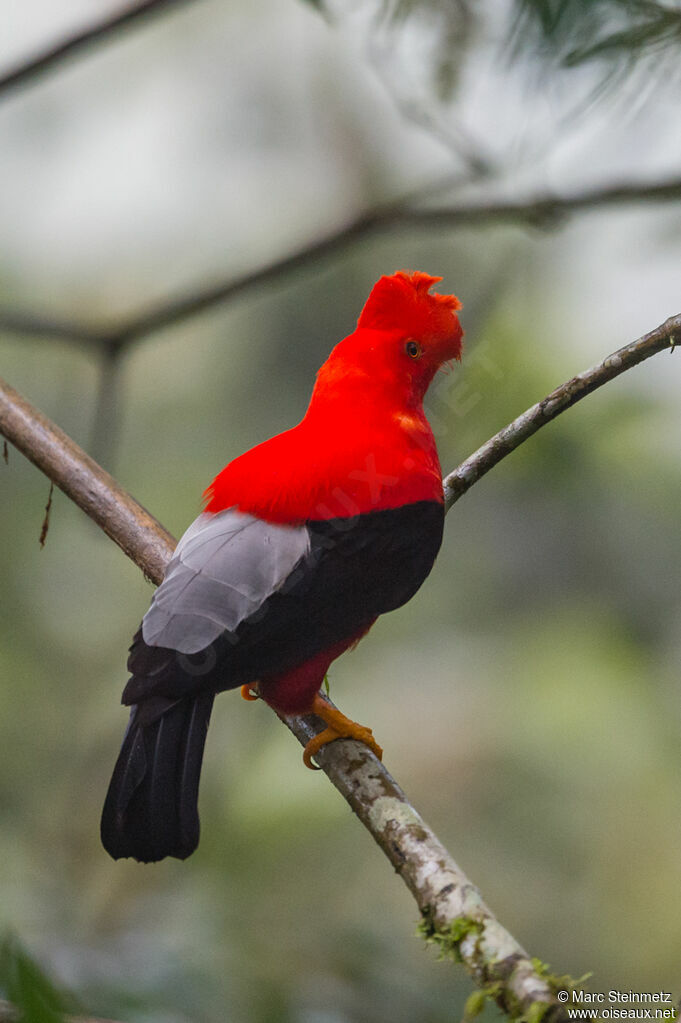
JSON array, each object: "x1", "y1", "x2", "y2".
[{"x1": 0, "y1": 934, "x2": 74, "y2": 1023}]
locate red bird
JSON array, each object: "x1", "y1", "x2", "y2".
[{"x1": 101, "y1": 271, "x2": 463, "y2": 862}]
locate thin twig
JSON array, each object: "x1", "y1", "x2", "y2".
[
  {"x1": 39, "y1": 481, "x2": 54, "y2": 547},
  {"x1": 2, "y1": 315, "x2": 677, "y2": 1015},
  {"x1": 1, "y1": 174, "x2": 680, "y2": 349},
  {"x1": 0, "y1": 0, "x2": 195, "y2": 100},
  {"x1": 406, "y1": 175, "x2": 681, "y2": 226},
  {"x1": 444, "y1": 313, "x2": 679, "y2": 508}
]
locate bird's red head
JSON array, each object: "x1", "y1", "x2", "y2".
[
  {"x1": 308, "y1": 269, "x2": 464, "y2": 415},
  {"x1": 357, "y1": 270, "x2": 463, "y2": 363}
]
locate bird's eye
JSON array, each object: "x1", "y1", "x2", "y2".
[{"x1": 405, "y1": 341, "x2": 422, "y2": 359}]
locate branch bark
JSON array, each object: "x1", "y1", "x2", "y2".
[
  {"x1": 0, "y1": 314, "x2": 677, "y2": 1018},
  {"x1": 444, "y1": 313, "x2": 679, "y2": 508},
  {"x1": 0, "y1": 379, "x2": 174, "y2": 582}
]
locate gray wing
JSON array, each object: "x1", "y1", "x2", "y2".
[{"x1": 141, "y1": 508, "x2": 310, "y2": 654}]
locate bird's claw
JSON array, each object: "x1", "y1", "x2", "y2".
[{"x1": 302, "y1": 695, "x2": 384, "y2": 769}]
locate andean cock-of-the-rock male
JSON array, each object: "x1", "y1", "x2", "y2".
[{"x1": 101, "y1": 270, "x2": 464, "y2": 862}]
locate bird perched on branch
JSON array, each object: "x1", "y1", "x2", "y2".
[{"x1": 101, "y1": 270, "x2": 463, "y2": 862}]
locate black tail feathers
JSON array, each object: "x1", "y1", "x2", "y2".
[{"x1": 101, "y1": 692, "x2": 214, "y2": 863}]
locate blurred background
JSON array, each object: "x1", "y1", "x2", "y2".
[{"x1": 1, "y1": 1, "x2": 680, "y2": 1020}]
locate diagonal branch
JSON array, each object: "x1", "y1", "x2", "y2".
[
  {"x1": 0, "y1": 378, "x2": 174, "y2": 582},
  {"x1": 0, "y1": 310, "x2": 108, "y2": 347},
  {"x1": 1, "y1": 176, "x2": 681, "y2": 348},
  {"x1": 279, "y1": 709, "x2": 568, "y2": 1020},
  {"x1": 444, "y1": 313, "x2": 679, "y2": 508},
  {"x1": 0, "y1": 314, "x2": 677, "y2": 1018},
  {"x1": 106, "y1": 174, "x2": 681, "y2": 347},
  {"x1": 0, "y1": 0, "x2": 197, "y2": 101}
]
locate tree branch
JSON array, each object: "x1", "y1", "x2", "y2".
[
  {"x1": 0, "y1": 378, "x2": 174, "y2": 582},
  {"x1": 444, "y1": 313, "x2": 679, "y2": 508},
  {"x1": 1, "y1": 175, "x2": 681, "y2": 348},
  {"x1": 279, "y1": 709, "x2": 567, "y2": 1020},
  {"x1": 0, "y1": 0, "x2": 196, "y2": 101},
  {"x1": 106, "y1": 173, "x2": 681, "y2": 346},
  {"x1": 0, "y1": 311, "x2": 106, "y2": 347},
  {"x1": 1, "y1": 314, "x2": 678, "y2": 1018}
]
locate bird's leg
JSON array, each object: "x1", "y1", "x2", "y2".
[
  {"x1": 241, "y1": 682, "x2": 383, "y2": 769},
  {"x1": 302, "y1": 692, "x2": 383, "y2": 770}
]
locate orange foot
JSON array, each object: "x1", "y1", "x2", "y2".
[
  {"x1": 302, "y1": 692, "x2": 383, "y2": 770},
  {"x1": 240, "y1": 684, "x2": 259, "y2": 701}
]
